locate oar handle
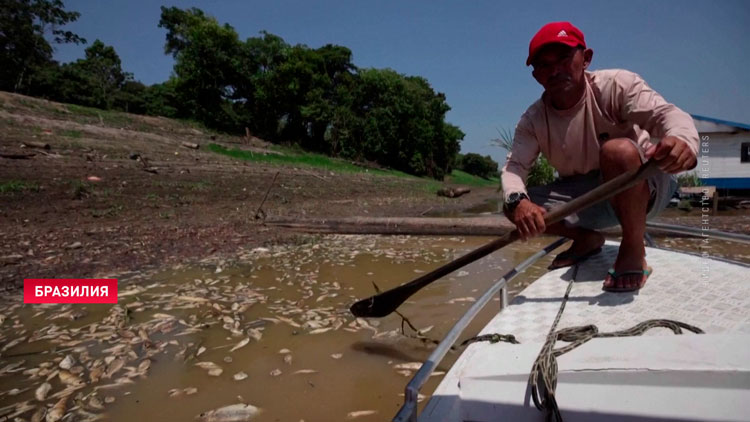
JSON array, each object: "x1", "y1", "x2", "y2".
[{"x1": 350, "y1": 160, "x2": 660, "y2": 318}]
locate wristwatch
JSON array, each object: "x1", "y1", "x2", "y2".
[{"x1": 503, "y1": 192, "x2": 529, "y2": 214}]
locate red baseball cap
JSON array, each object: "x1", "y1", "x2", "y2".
[{"x1": 526, "y1": 22, "x2": 586, "y2": 66}]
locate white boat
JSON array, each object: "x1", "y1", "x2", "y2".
[{"x1": 394, "y1": 223, "x2": 750, "y2": 422}]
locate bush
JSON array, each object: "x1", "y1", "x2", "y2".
[
  {"x1": 526, "y1": 155, "x2": 556, "y2": 187},
  {"x1": 458, "y1": 153, "x2": 498, "y2": 179}
]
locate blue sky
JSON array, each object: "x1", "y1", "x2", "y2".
[{"x1": 52, "y1": 0, "x2": 749, "y2": 165}]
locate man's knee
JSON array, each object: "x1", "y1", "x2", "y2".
[{"x1": 600, "y1": 138, "x2": 641, "y2": 166}]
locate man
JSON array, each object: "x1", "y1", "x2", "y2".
[{"x1": 501, "y1": 22, "x2": 698, "y2": 292}]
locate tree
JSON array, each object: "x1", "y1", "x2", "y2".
[
  {"x1": 459, "y1": 153, "x2": 499, "y2": 179},
  {"x1": 155, "y1": 7, "x2": 464, "y2": 179},
  {"x1": 158, "y1": 6, "x2": 244, "y2": 130},
  {"x1": 74, "y1": 40, "x2": 130, "y2": 108},
  {"x1": 0, "y1": 0, "x2": 85, "y2": 92}
]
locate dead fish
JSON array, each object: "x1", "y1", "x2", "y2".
[
  {"x1": 346, "y1": 410, "x2": 377, "y2": 419},
  {"x1": 195, "y1": 403, "x2": 261, "y2": 422},
  {"x1": 269, "y1": 369, "x2": 282, "y2": 377},
  {"x1": 229, "y1": 338, "x2": 250, "y2": 352},
  {"x1": 7, "y1": 387, "x2": 29, "y2": 396},
  {"x1": 58, "y1": 370, "x2": 84, "y2": 386},
  {"x1": 283, "y1": 355, "x2": 292, "y2": 365},
  {"x1": 45, "y1": 395, "x2": 69, "y2": 422},
  {"x1": 232, "y1": 372, "x2": 248, "y2": 381},
  {"x1": 246, "y1": 329, "x2": 262, "y2": 342},
  {"x1": 31, "y1": 406, "x2": 46, "y2": 422},
  {"x1": 89, "y1": 366, "x2": 104, "y2": 383},
  {"x1": 104, "y1": 396, "x2": 115, "y2": 404},
  {"x1": 138, "y1": 359, "x2": 151, "y2": 373},
  {"x1": 1, "y1": 336, "x2": 27, "y2": 352},
  {"x1": 330, "y1": 354, "x2": 343, "y2": 360},
  {"x1": 168, "y1": 389, "x2": 182, "y2": 398},
  {"x1": 35, "y1": 383, "x2": 51, "y2": 401},
  {"x1": 115, "y1": 376, "x2": 135, "y2": 385},
  {"x1": 88, "y1": 396, "x2": 104, "y2": 410},
  {"x1": 446, "y1": 297, "x2": 475, "y2": 304},
  {"x1": 194, "y1": 362, "x2": 223, "y2": 377},
  {"x1": 104, "y1": 358, "x2": 124, "y2": 378},
  {"x1": 293, "y1": 369, "x2": 317, "y2": 375},
  {"x1": 308, "y1": 327, "x2": 332, "y2": 335},
  {"x1": 177, "y1": 296, "x2": 210, "y2": 303},
  {"x1": 196, "y1": 346, "x2": 206, "y2": 356},
  {"x1": 184, "y1": 387, "x2": 198, "y2": 395},
  {"x1": 278, "y1": 349, "x2": 291, "y2": 354},
  {"x1": 276, "y1": 317, "x2": 300, "y2": 328},
  {"x1": 393, "y1": 362, "x2": 422, "y2": 371}
]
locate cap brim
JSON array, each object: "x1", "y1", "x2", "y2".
[{"x1": 526, "y1": 40, "x2": 583, "y2": 66}]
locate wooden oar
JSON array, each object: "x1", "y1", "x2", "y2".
[{"x1": 350, "y1": 160, "x2": 660, "y2": 318}]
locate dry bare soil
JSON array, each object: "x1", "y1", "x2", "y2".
[{"x1": 0, "y1": 92, "x2": 500, "y2": 287}]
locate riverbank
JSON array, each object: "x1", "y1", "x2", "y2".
[{"x1": 0, "y1": 92, "x2": 500, "y2": 288}]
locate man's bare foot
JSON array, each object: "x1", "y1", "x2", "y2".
[
  {"x1": 602, "y1": 237, "x2": 649, "y2": 291},
  {"x1": 548, "y1": 230, "x2": 605, "y2": 270}
]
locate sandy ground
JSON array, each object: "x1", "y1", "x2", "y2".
[{"x1": 0, "y1": 92, "x2": 501, "y2": 288}]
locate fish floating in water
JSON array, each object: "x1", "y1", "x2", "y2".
[{"x1": 195, "y1": 403, "x2": 261, "y2": 422}]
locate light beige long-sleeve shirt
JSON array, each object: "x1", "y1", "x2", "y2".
[{"x1": 500, "y1": 69, "x2": 699, "y2": 201}]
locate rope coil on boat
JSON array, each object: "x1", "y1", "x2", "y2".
[{"x1": 528, "y1": 266, "x2": 705, "y2": 422}]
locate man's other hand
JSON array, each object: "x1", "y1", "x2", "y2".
[
  {"x1": 512, "y1": 200, "x2": 547, "y2": 240},
  {"x1": 644, "y1": 136, "x2": 697, "y2": 173}
]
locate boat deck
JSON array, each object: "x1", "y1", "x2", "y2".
[{"x1": 421, "y1": 241, "x2": 750, "y2": 421}]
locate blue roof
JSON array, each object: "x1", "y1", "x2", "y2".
[{"x1": 691, "y1": 114, "x2": 750, "y2": 131}]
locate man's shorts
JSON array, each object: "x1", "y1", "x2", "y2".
[{"x1": 526, "y1": 169, "x2": 677, "y2": 231}]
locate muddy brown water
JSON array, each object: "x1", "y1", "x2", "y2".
[
  {"x1": 0, "y1": 235, "x2": 559, "y2": 422},
  {"x1": 1, "y1": 224, "x2": 748, "y2": 422}
]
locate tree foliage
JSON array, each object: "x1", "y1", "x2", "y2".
[
  {"x1": 457, "y1": 153, "x2": 499, "y2": 179},
  {"x1": 4, "y1": 4, "x2": 466, "y2": 179},
  {"x1": 0, "y1": 0, "x2": 86, "y2": 92},
  {"x1": 154, "y1": 6, "x2": 463, "y2": 178}
]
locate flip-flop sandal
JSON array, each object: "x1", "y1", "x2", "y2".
[
  {"x1": 547, "y1": 246, "x2": 602, "y2": 270},
  {"x1": 602, "y1": 266, "x2": 653, "y2": 292}
]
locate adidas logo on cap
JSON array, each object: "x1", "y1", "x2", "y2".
[{"x1": 557, "y1": 30, "x2": 568, "y2": 37}]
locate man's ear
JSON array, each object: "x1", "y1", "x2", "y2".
[{"x1": 583, "y1": 48, "x2": 593, "y2": 69}]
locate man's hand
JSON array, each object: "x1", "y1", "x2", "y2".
[
  {"x1": 512, "y1": 200, "x2": 547, "y2": 241},
  {"x1": 644, "y1": 136, "x2": 697, "y2": 174}
]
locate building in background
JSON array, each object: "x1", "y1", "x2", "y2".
[{"x1": 692, "y1": 115, "x2": 750, "y2": 193}]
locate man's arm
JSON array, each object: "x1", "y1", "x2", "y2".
[
  {"x1": 500, "y1": 118, "x2": 540, "y2": 201},
  {"x1": 501, "y1": 118, "x2": 547, "y2": 240},
  {"x1": 615, "y1": 71, "x2": 699, "y2": 172}
]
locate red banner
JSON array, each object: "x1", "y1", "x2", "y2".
[{"x1": 24, "y1": 279, "x2": 118, "y2": 303}]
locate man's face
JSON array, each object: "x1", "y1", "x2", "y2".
[{"x1": 531, "y1": 44, "x2": 590, "y2": 99}]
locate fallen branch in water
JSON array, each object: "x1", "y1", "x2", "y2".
[{"x1": 265, "y1": 216, "x2": 514, "y2": 236}]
